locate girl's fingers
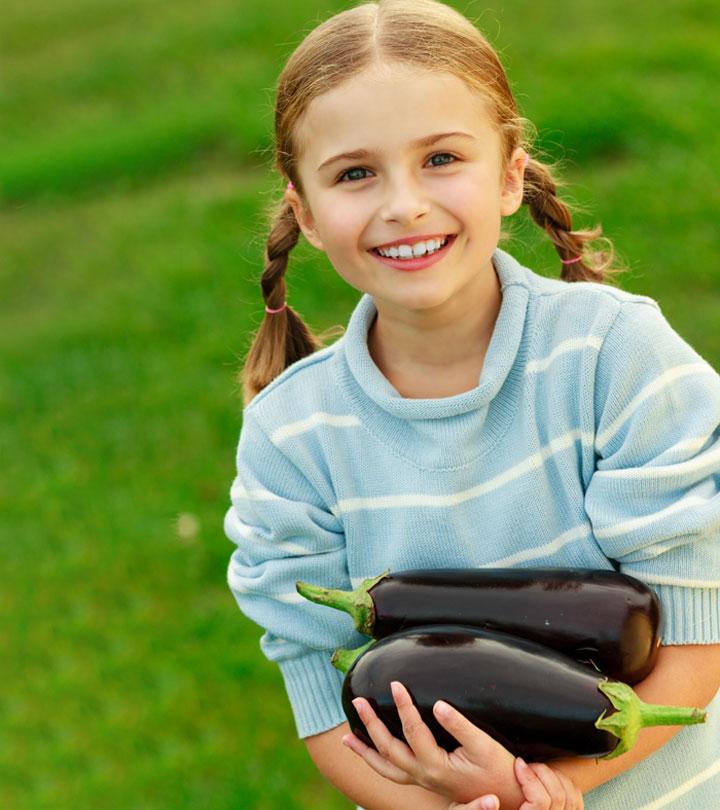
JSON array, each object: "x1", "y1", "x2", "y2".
[
  {"x1": 530, "y1": 764, "x2": 584, "y2": 810},
  {"x1": 527, "y1": 763, "x2": 567, "y2": 809},
  {"x1": 432, "y1": 700, "x2": 497, "y2": 759},
  {"x1": 341, "y1": 732, "x2": 413, "y2": 784},
  {"x1": 514, "y1": 757, "x2": 551, "y2": 809},
  {"x1": 351, "y1": 696, "x2": 418, "y2": 774},
  {"x1": 390, "y1": 681, "x2": 445, "y2": 763}
]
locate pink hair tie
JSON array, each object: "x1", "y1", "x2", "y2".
[
  {"x1": 265, "y1": 302, "x2": 287, "y2": 314},
  {"x1": 523, "y1": 153, "x2": 529, "y2": 168},
  {"x1": 561, "y1": 255, "x2": 583, "y2": 265},
  {"x1": 287, "y1": 181, "x2": 294, "y2": 190}
]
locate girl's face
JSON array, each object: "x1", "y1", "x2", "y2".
[{"x1": 286, "y1": 63, "x2": 525, "y2": 319}]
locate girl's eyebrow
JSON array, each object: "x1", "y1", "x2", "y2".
[{"x1": 316, "y1": 131, "x2": 475, "y2": 172}]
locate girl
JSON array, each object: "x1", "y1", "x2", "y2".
[{"x1": 225, "y1": 1, "x2": 720, "y2": 808}]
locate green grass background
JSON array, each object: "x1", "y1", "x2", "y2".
[{"x1": 1, "y1": 1, "x2": 718, "y2": 807}]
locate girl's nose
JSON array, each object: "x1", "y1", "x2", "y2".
[{"x1": 379, "y1": 176, "x2": 431, "y2": 224}]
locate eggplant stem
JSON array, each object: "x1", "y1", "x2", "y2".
[
  {"x1": 331, "y1": 640, "x2": 374, "y2": 673},
  {"x1": 295, "y1": 572, "x2": 389, "y2": 636},
  {"x1": 596, "y1": 679, "x2": 706, "y2": 760}
]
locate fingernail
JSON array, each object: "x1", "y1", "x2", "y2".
[
  {"x1": 434, "y1": 700, "x2": 451, "y2": 719},
  {"x1": 480, "y1": 798, "x2": 499, "y2": 810},
  {"x1": 516, "y1": 757, "x2": 528, "y2": 770},
  {"x1": 352, "y1": 698, "x2": 367, "y2": 721},
  {"x1": 390, "y1": 681, "x2": 402, "y2": 700}
]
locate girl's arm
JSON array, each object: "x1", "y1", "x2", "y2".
[{"x1": 552, "y1": 642, "x2": 720, "y2": 793}]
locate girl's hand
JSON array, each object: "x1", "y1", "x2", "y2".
[
  {"x1": 343, "y1": 682, "x2": 583, "y2": 808},
  {"x1": 446, "y1": 759, "x2": 584, "y2": 809},
  {"x1": 342, "y1": 680, "x2": 523, "y2": 806}
]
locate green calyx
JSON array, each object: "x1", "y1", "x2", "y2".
[
  {"x1": 331, "y1": 640, "x2": 374, "y2": 674},
  {"x1": 596, "y1": 679, "x2": 706, "y2": 760},
  {"x1": 295, "y1": 571, "x2": 389, "y2": 635}
]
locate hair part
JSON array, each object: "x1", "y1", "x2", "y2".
[{"x1": 240, "y1": 0, "x2": 624, "y2": 404}]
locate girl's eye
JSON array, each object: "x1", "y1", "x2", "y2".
[
  {"x1": 428, "y1": 152, "x2": 455, "y2": 167},
  {"x1": 338, "y1": 167, "x2": 371, "y2": 183}
]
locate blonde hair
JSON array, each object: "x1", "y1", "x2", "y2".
[{"x1": 241, "y1": 0, "x2": 623, "y2": 404}]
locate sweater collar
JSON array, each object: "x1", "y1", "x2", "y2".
[{"x1": 342, "y1": 248, "x2": 530, "y2": 419}]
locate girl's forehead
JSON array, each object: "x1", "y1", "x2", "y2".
[
  {"x1": 308, "y1": 63, "x2": 486, "y2": 115},
  {"x1": 295, "y1": 64, "x2": 496, "y2": 161}
]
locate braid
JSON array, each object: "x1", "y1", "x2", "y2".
[
  {"x1": 261, "y1": 200, "x2": 299, "y2": 313},
  {"x1": 523, "y1": 157, "x2": 623, "y2": 283},
  {"x1": 240, "y1": 197, "x2": 336, "y2": 406}
]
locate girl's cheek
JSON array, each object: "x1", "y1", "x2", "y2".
[
  {"x1": 317, "y1": 197, "x2": 362, "y2": 227},
  {"x1": 447, "y1": 171, "x2": 495, "y2": 203}
]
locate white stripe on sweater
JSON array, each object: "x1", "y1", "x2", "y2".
[
  {"x1": 596, "y1": 362, "x2": 714, "y2": 450},
  {"x1": 630, "y1": 572, "x2": 720, "y2": 588},
  {"x1": 227, "y1": 565, "x2": 305, "y2": 603},
  {"x1": 658, "y1": 435, "x2": 716, "y2": 461},
  {"x1": 350, "y1": 523, "x2": 594, "y2": 587},
  {"x1": 333, "y1": 429, "x2": 591, "y2": 515},
  {"x1": 594, "y1": 439, "x2": 720, "y2": 479},
  {"x1": 479, "y1": 523, "x2": 594, "y2": 567},
  {"x1": 525, "y1": 336, "x2": 602, "y2": 374},
  {"x1": 224, "y1": 509, "x2": 312, "y2": 556},
  {"x1": 593, "y1": 493, "x2": 712, "y2": 540},
  {"x1": 231, "y1": 482, "x2": 282, "y2": 502},
  {"x1": 271, "y1": 412, "x2": 362, "y2": 444},
  {"x1": 635, "y1": 758, "x2": 720, "y2": 809}
]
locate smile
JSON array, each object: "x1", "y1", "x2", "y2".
[
  {"x1": 373, "y1": 235, "x2": 451, "y2": 260},
  {"x1": 369, "y1": 234, "x2": 457, "y2": 272}
]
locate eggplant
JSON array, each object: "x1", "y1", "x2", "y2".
[
  {"x1": 333, "y1": 625, "x2": 704, "y2": 761},
  {"x1": 297, "y1": 568, "x2": 661, "y2": 683}
]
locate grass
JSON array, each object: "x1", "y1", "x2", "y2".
[{"x1": 1, "y1": 0, "x2": 718, "y2": 807}]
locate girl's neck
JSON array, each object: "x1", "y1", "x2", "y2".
[{"x1": 367, "y1": 264, "x2": 502, "y2": 398}]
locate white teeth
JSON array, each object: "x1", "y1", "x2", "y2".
[{"x1": 377, "y1": 237, "x2": 449, "y2": 259}]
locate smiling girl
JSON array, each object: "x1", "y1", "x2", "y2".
[{"x1": 225, "y1": 2, "x2": 720, "y2": 808}]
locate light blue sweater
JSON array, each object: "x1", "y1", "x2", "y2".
[{"x1": 225, "y1": 248, "x2": 720, "y2": 808}]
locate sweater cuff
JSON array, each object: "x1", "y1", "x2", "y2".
[
  {"x1": 653, "y1": 584, "x2": 720, "y2": 645},
  {"x1": 278, "y1": 650, "x2": 348, "y2": 738}
]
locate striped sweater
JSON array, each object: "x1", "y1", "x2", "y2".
[{"x1": 225, "y1": 248, "x2": 720, "y2": 809}]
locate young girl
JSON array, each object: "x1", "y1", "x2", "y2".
[{"x1": 225, "y1": 1, "x2": 720, "y2": 807}]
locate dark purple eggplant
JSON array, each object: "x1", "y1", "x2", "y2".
[
  {"x1": 333, "y1": 625, "x2": 704, "y2": 761},
  {"x1": 298, "y1": 568, "x2": 661, "y2": 683}
]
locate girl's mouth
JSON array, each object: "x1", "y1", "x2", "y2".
[{"x1": 369, "y1": 235, "x2": 457, "y2": 272}]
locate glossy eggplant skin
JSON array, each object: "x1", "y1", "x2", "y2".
[
  {"x1": 368, "y1": 568, "x2": 661, "y2": 684},
  {"x1": 342, "y1": 624, "x2": 619, "y2": 761}
]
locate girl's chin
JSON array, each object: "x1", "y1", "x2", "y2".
[{"x1": 370, "y1": 288, "x2": 461, "y2": 314}]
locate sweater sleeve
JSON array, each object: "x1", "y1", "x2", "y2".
[
  {"x1": 224, "y1": 409, "x2": 365, "y2": 738},
  {"x1": 584, "y1": 300, "x2": 720, "y2": 645}
]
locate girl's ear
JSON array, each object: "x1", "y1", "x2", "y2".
[
  {"x1": 285, "y1": 188, "x2": 325, "y2": 250},
  {"x1": 500, "y1": 147, "x2": 527, "y2": 217}
]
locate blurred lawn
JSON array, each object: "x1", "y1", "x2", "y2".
[{"x1": 1, "y1": 1, "x2": 718, "y2": 808}]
